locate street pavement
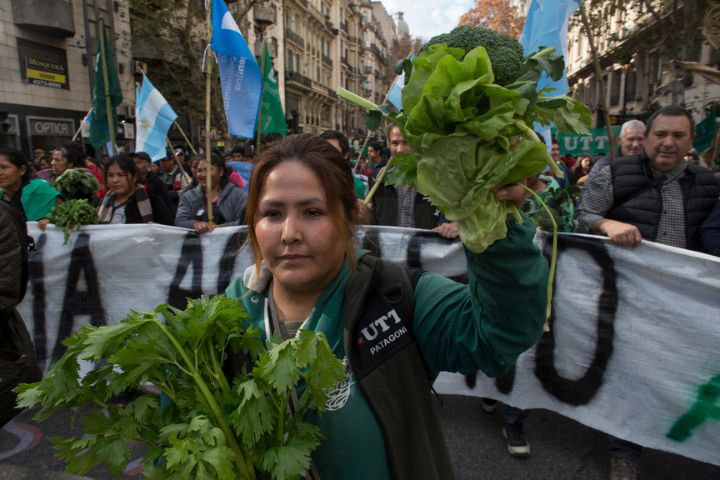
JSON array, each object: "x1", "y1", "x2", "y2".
[{"x1": 1, "y1": 394, "x2": 718, "y2": 479}]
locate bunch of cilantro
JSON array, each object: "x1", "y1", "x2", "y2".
[
  {"x1": 47, "y1": 199, "x2": 99, "y2": 244},
  {"x1": 15, "y1": 296, "x2": 345, "y2": 480},
  {"x1": 339, "y1": 42, "x2": 591, "y2": 253}
]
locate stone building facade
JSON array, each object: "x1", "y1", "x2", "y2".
[{"x1": 566, "y1": 2, "x2": 720, "y2": 126}]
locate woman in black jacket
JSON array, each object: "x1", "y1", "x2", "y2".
[{"x1": 97, "y1": 154, "x2": 174, "y2": 225}]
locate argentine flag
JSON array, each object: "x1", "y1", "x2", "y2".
[
  {"x1": 211, "y1": 0, "x2": 262, "y2": 138},
  {"x1": 135, "y1": 75, "x2": 177, "y2": 161},
  {"x1": 519, "y1": 0, "x2": 580, "y2": 95},
  {"x1": 386, "y1": 72, "x2": 404, "y2": 111}
]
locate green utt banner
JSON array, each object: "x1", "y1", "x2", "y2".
[{"x1": 557, "y1": 127, "x2": 620, "y2": 157}]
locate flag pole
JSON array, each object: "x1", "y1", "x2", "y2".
[
  {"x1": 353, "y1": 131, "x2": 372, "y2": 172},
  {"x1": 72, "y1": 110, "x2": 90, "y2": 141},
  {"x1": 255, "y1": 39, "x2": 266, "y2": 158},
  {"x1": 352, "y1": 73, "x2": 399, "y2": 171},
  {"x1": 205, "y1": 1, "x2": 214, "y2": 225},
  {"x1": 174, "y1": 122, "x2": 198, "y2": 155},
  {"x1": 166, "y1": 137, "x2": 192, "y2": 187},
  {"x1": 98, "y1": 17, "x2": 117, "y2": 152}
]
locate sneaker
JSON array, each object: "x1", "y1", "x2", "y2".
[
  {"x1": 480, "y1": 398, "x2": 498, "y2": 413},
  {"x1": 610, "y1": 459, "x2": 638, "y2": 480},
  {"x1": 503, "y1": 422, "x2": 530, "y2": 458}
]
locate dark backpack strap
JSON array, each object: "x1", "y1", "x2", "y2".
[{"x1": 359, "y1": 255, "x2": 421, "y2": 333}]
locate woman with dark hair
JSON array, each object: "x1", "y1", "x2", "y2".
[
  {"x1": 224, "y1": 134, "x2": 547, "y2": 479},
  {"x1": 0, "y1": 148, "x2": 61, "y2": 220},
  {"x1": 175, "y1": 153, "x2": 247, "y2": 234},
  {"x1": 96, "y1": 154, "x2": 174, "y2": 225},
  {"x1": 573, "y1": 154, "x2": 593, "y2": 187}
]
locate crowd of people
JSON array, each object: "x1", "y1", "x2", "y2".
[{"x1": 0, "y1": 104, "x2": 719, "y2": 480}]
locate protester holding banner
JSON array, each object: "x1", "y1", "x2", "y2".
[
  {"x1": 96, "y1": 154, "x2": 174, "y2": 226},
  {"x1": 0, "y1": 148, "x2": 61, "y2": 221},
  {"x1": 576, "y1": 106, "x2": 719, "y2": 251},
  {"x1": 175, "y1": 153, "x2": 247, "y2": 234},
  {"x1": 225, "y1": 134, "x2": 547, "y2": 479}
]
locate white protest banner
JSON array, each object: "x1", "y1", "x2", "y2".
[
  {"x1": 16, "y1": 225, "x2": 720, "y2": 467},
  {"x1": 18, "y1": 223, "x2": 464, "y2": 371},
  {"x1": 436, "y1": 233, "x2": 720, "y2": 467}
]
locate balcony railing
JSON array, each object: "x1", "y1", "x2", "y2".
[
  {"x1": 285, "y1": 29, "x2": 305, "y2": 48},
  {"x1": 285, "y1": 71, "x2": 312, "y2": 87},
  {"x1": 370, "y1": 44, "x2": 385, "y2": 63},
  {"x1": 322, "y1": 54, "x2": 333, "y2": 66}
]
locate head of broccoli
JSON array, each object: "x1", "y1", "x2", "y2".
[{"x1": 423, "y1": 25, "x2": 525, "y2": 86}]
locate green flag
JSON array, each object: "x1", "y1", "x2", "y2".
[
  {"x1": 89, "y1": 18, "x2": 123, "y2": 149},
  {"x1": 694, "y1": 106, "x2": 718, "y2": 154},
  {"x1": 259, "y1": 44, "x2": 287, "y2": 136}
]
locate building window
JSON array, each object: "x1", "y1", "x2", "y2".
[
  {"x1": 625, "y1": 70, "x2": 637, "y2": 102},
  {"x1": 610, "y1": 71, "x2": 620, "y2": 107}
]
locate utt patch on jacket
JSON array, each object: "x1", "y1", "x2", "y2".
[{"x1": 353, "y1": 307, "x2": 413, "y2": 377}]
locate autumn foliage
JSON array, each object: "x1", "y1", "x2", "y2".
[{"x1": 458, "y1": 0, "x2": 525, "y2": 39}]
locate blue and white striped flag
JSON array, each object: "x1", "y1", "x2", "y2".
[
  {"x1": 211, "y1": 0, "x2": 262, "y2": 138},
  {"x1": 386, "y1": 72, "x2": 404, "y2": 110},
  {"x1": 520, "y1": 0, "x2": 580, "y2": 163},
  {"x1": 519, "y1": 0, "x2": 580, "y2": 95},
  {"x1": 135, "y1": 75, "x2": 177, "y2": 161}
]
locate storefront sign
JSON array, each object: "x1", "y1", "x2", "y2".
[
  {"x1": 27, "y1": 117, "x2": 74, "y2": 137},
  {"x1": 25, "y1": 56, "x2": 68, "y2": 89},
  {"x1": 17, "y1": 39, "x2": 69, "y2": 90}
]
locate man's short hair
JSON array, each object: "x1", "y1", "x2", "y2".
[
  {"x1": 620, "y1": 119, "x2": 646, "y2": 137},
  {"x1": 319, "y1": 130, "x2": 350, "y2": 155},
  {"x1": 646, "y1": 105, "x2": 695, "y2": 136}
]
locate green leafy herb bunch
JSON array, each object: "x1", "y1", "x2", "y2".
[
  {"x1": 15, "y1": 296, "x2": 345, "y2": 480},
  {"x1": 338, "y1": 29, "x2": 591, "y2": 253},
  {"x1": 47, "y1": 199, "x2": 99, "y2": 244}
]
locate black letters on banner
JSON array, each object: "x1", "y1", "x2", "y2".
[
  {"x1": 28, "y1": 234, "x2": 46, "y2": 363},
  {"x1": 52, "y1": 233, "x2": 106, "y2": 361},
  {"x1": 406, "y1": 232, "x2": 465, "y2": 281},
  {"x1": 217, "y1": 230, "x2": 248, "y2": 293},
  {"x1": 168, "y1": 232, "x2": 204, "y2": 309},
  {"x1": 534, "y1": 235, "x2": 618, "y2": 406}
]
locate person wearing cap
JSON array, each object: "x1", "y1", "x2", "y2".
[
  {"x1": 158, "y1": 149, "x2": 181, "y2": 192},
  {"x1": 130, "y1": 151, "x2": 175, "y2": 215}
]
